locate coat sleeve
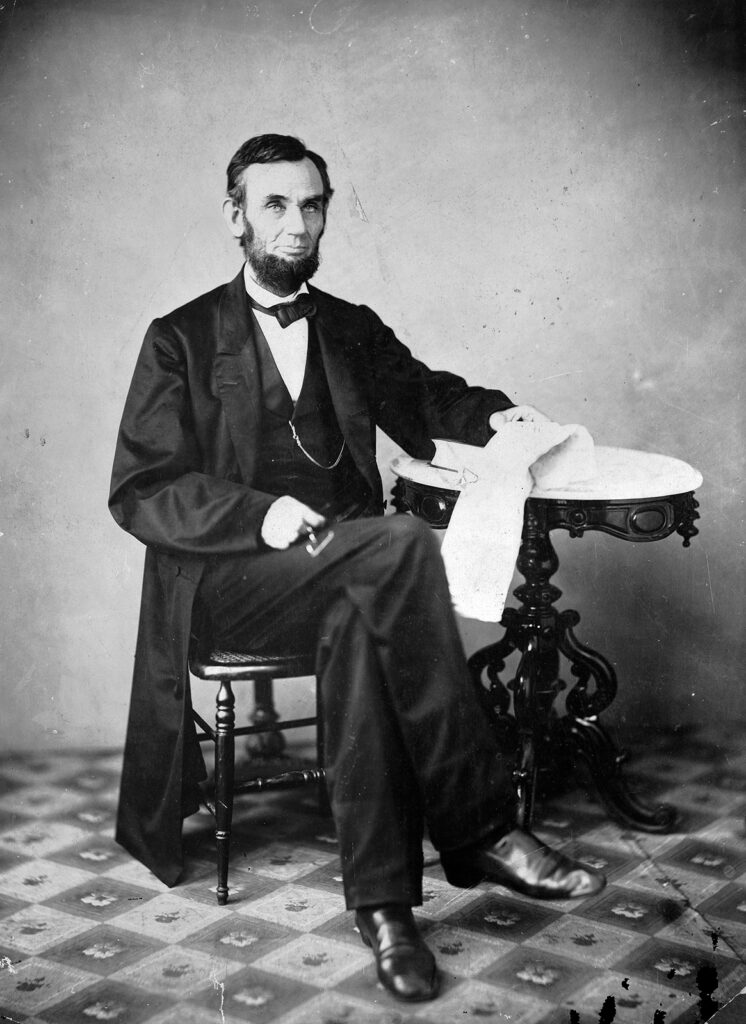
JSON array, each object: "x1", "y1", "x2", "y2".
[
  {"x1": 360, "y1": 306, "x2": 516, "y2": 451},
  {"x1": 109, "y1": 318, "x2": 276, "y2": 556}
]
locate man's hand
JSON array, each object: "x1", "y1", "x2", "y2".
[
  {"x1": 261, "y1": 496, "x2": 327, "y2": 550},
  {"x1": 490, "y1": 405, "x2": 551, "y2": 429}
]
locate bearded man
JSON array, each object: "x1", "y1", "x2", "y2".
[{"x1": 110, "y1": 133, "x2": 604, "y2": 1003}]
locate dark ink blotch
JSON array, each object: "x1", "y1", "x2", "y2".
[
  {"x1": 598, "y1": 994, "x2": 616, "y2": 1023},
  {"x1": 697, "y1": 963, "x2": 721, "y2": 1021}
]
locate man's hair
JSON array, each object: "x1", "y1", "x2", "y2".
[{"x1": 226, "y1": 134, "x2": 334, "y2": 208}]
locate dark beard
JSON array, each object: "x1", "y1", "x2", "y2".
[{"x1": 241, "y1": 216, "x2": 321, "y2": 295}]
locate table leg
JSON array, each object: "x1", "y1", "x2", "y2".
[
  {"x1": 564, "y1": 716, "x2": 677, "y2": 831},
  {"x1": 468, "y1": 504, "x2": 565, "y2": 826},
  {"x1": 469, "y1": 504, "x2": 678, "y2": 832}
]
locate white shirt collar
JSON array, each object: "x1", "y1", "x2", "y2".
[{"x1": 243, "y1": 263, "x2": 309, "y2": 308}]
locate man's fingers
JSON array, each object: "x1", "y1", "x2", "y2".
[
  {"x1": 301, "y1": 509, "x2": 326, "y2": 530},
  {"x1": 261, "y1": 496, "x2": 326, "y2": 549},
  {"x1": 502, "y1": 404, "x2": 551, "y2": 423}
]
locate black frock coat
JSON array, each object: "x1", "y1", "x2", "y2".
[{"x1": 109, "y1": 268, "x2": 514, "y2": 885}]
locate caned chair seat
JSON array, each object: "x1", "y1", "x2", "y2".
[{"x1": 190, "y1": 644, "x2": 327, "y2": 905}]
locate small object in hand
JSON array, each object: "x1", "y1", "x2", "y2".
[{"x1": 305, "y1": 528, "x2": 334, "y2": 557}]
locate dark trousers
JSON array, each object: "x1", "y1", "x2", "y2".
[{"x1": 198, "y1": 514, "x2": 516, "y2": 908}]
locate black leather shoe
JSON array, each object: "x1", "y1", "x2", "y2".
[
  {"x1": 355, "y1": 904, "x2": 440, "y2": 1002},
  {"x1": 441, "y1": 827, "x2": 606, "y2": 900}
]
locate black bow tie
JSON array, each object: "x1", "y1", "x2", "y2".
[{"x1": 249, "y1": 293, "x2": 317, "y2": 329}]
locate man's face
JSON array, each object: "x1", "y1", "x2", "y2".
[{"x1": 224, "y1": 157, "x2": 327, "y2": 296}]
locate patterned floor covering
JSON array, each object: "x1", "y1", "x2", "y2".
[{"x1": 1, "y1": 723, "x2": 745, "y2": 1024}]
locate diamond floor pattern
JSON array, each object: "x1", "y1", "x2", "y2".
[{"x1": 0, "y1": 724, "x2": 745, "y2": 1023}]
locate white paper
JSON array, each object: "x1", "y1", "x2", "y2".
[{"x1": 439, "y1": 422, "x2": 596, "y2": 621}]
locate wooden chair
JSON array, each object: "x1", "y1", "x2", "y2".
[{"x1": 190, "y1": 645, "x2": 327, "y2": 905}]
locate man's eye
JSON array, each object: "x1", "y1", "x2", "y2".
[
  {"x1": 266, "y1": 201, "x2": 284, "y2": 211},
  {"x1": 304, "y1": 202, "x2": 320, "y2": 212}
]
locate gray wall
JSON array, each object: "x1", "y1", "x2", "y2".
[{"x1": 1, "y1": 0, "x2": 744, "y2": 750}]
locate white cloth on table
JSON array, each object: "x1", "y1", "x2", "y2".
[{"x1": 438, "y1": 422, "x2": 596, "y2": 622}]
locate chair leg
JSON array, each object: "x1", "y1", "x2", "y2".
[
  {"x1": 248, "y1": 677, "x2": 286, "y2": 758},
  {"x1": 215, "y1": 679, "x2": 235, "y2": 905},
  {"x1": 315, "y1": 680, "x2": 331, "y2": 818}
]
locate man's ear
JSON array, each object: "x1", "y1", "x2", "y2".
[{"x1": 222, "y1": 197, "x2": 244, "y2": 239}]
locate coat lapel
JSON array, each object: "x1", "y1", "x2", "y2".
[
  {"x1": 311, "y1": 287, "x2": 380, "y2": 495},
  {"x1": 213, "y1": 270, "x2": 263, "y2": 484}
]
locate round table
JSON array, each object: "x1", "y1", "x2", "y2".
[{"x1": 392, "y1": 445, "x2": 703, "y2": 832}]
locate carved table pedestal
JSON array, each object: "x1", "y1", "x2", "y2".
[{"x1": 392, "y1": 445, "x2": 702, "y2": 832}]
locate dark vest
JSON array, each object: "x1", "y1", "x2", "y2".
[{"x1": 251, "y1": 315, "x2": 373, "y2": 517}]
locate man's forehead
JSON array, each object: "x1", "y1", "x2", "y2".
[{"x1": 240, "y1": 158, "x2": 323, "y2": 200}]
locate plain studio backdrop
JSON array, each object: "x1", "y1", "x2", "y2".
[{"x1": 0, "y1": 0, "x2": 743, "y2": 752}]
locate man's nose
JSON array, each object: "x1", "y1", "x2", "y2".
[{"x1": 283, "y1": 205, "x2": 307, "y2": 237}]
